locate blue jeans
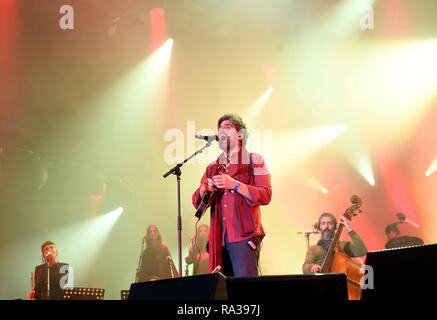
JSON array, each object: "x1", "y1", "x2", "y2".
[{"x1": 221, "y1": 233, "x2": 261, "y2": 277}]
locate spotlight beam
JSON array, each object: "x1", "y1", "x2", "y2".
[
  {"x1": 425, "y1": 154, "x2": 437, "y2": 177},
  {"x1": 243, "y1": 87, "x2": 274, "y2": 126}
]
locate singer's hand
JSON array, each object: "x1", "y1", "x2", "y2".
[
  {"x1": 28, "y1": 290, "x2": 35, "y2": 300},
  {"x1": 206, "y1": 178, "x2": 217, "y2": 191},
  {"x1": 212, "y1": 174, "x2": 237, "y2": 190},
  {"x1": 200, "y1": 178, "x2": 217, "y2": 196},
  {"x1": 311, "y1": 264, "x2": 322, "y2": 273}
]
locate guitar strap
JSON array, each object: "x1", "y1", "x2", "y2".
[{"x1": 237, "y1": 151, "x2": 257, "y2": 237}]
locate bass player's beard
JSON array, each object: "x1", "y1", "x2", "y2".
[{"x1": 321, "y1": 228, "x2": 335, "y2": 240}]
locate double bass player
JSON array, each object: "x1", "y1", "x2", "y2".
[{"x1": 302, "y1": 212, "x2": 367, "y2": 274}]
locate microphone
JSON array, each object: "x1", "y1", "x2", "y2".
[
  {"x1": 195, "y1": 134, "x2": 227, "y2": 142},
  {"x1": 195, "y1": 134, "x2": 218, "y2": 142},
  {"x1": 45, "y1": 252, "x2": 55, "y2": 265}
]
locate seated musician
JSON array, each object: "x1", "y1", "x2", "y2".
[
  {"x1": 302, "y1": 212, "x2": 367, "y2": 274},
  {"x1": 384, "y1": 223, "x2": 424, "y2": 249}
]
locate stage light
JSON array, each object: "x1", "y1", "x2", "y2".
[
  {"x1": 40, "y1": 207, "x2": 124, "y2": 280},
  {"x1": 377, "y1": 151, "x2": 419, "y2": 229},
  {"x1": 150, "y1": 8, "x2": 165, "y2": 15},
  {"x1": 113, "y1": 207, "x2": 124, "y2": 215},
  {"x1": 354, "y1": 152, "x2": 375, "y2": 186},
  {"x1": 272, "y1": 124, "x2": 347, "y2": 176},
  {"x1": 243, "y1": 87, "x2": 274, "y2": 126},
  {"x1": 306, "y1": 176, "x2": 329, "y2": 195},
  {"x1": 425, "y1": 154, "x2": 437, "y2": 177},
  {"x1": 100, "y1": 36, "x2": 173, "y2": 109},
  {"x1": 149, "y1": 8, "x2": 167, "y2": 51},
  {"x1": 145, "y1": 37, "x2": 173, "y2": 83},
  {"x1": 80, "y1": 37, "x2": 173, "y2": 156}
]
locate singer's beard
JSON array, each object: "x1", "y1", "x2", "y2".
[
  {"x1": 219, "y1": 137, "x2": 239, "y2": 152},
  {"x1": 219, "y1": 140, "x2": 230, "y2": 152},
  {"x1": 321, "y1": 229, "x2": 335, "y2": 240}
]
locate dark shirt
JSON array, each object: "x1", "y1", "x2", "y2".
[
  {"x1": 138, "y1": 244, "x2": 178, "y2": 282},
  {"x1": 34, "y1": 263, "x2": 69, "y2": 300}
]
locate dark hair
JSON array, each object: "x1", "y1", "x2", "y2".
[
  {"x1": 317, "y1": 213, "x2": 337, "y2": 230},
  {"x1": 217, "y1": 113, "x2": 248, "y2": 147},
  {"x1": 41, "y1": 241, "x2": 56, "y2": 252},
  {"x1": 145, "y1": 224, "x2": 162, "y2": 248}
]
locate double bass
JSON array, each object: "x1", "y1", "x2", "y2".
[{"x1": 321, "y1": 195, "x2": 364, "y2": 300}]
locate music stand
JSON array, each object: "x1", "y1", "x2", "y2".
[{"x1": 63, "y1": 287, "x2": 105, "y2": 300}]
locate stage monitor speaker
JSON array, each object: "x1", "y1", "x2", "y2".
[
  {"x1": 226, "y1": 273, "x2": 348, "y2": 300},
  {"x1": 128, "y1": 273, "x2": 228, "y2": 300},
  {"x1": 362, "y1": 243, "x2": 437, "y2": 299}
]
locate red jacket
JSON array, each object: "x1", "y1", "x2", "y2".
[{"x1": 192, "y1": 149, "x2": 272, "y2": 272}]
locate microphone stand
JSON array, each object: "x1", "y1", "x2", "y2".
[
  {"x1": 167, "y1": 257, "x2": 175, "y2": 279},
  {"x1": 163, "y1": 141, "x2": 213, "y2": 278},
  {"x1": 46, "y1": 263, "x2": 50, "y2": 300},
  {"x1": 135, "y1": 238, "x2": 145, "y2": 283},
  {"x1": 297, "y1": 231, "x2": 319, "y2": 250}
]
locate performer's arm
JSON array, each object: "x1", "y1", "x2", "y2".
[
  {"x1": 239, "y1": 153, "x2": 272, "y2": 206},
  {"x1": 212, "y1": 175, "x2": 271, "y2": 205},
  {"x1": 185, "y1": 247, "x2": 194, "y2": 264},
  {"x1": 192, "y1": 172, "x2": 208, "y2": 209},
  {"x1": 232, "y1": 182, "x2": 253, "y2": 202},
  {"x1": 302, "y1": 247, "x2": 321, "y2": 274},
  {"x1": 192, "y1": 168, "x2": 217, "y2": 209},
  {"x1": 339, "y1": 216, "x2": 368, "y2": 257},
  {"x1": 238, "y1": 174, "x2": 271, "y2": 206},
  {"x1": 28, "y1": 270, "x2": 36, "y2": 300},
  {"x1": 340, "y1": 231, "x2": 368, "y2": 257},
  {"x1": 212, "y1": 154, "x2": 272, "y2": 207}
]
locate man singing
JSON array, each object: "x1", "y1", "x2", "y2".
[
  {"x1": 28, "y1": 241, "x2": 71, "y2": 300},
  {"x1": 192, "y1": 114, "x2": 272, "y2": 276}
]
